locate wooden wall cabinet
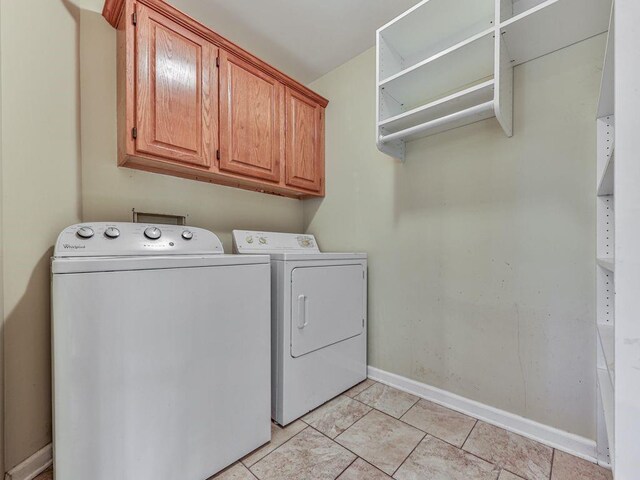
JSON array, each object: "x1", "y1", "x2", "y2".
[
  {"x1": 106, "y1": 0, "x2": 327, "y2": 198},
  {"x1": 219, "y1": 51, "x2": 284, "y2": 183},
  {"x1": 285, "y1": 88, "x2": 325, "y2": 194},
  {"x1": 134, "y1": 3, "x2": 217, "y2": 168}
]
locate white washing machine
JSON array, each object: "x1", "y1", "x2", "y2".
[
  {"x1": 233, "y1": 230, "x2": 367, "y2": 425},
  {"x1": 52, "y1": 223, "x2": 271, "y2": 480}
]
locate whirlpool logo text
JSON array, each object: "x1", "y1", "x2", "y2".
[{"x1": 63, "y1": 244, "x2": 86, "y2": 249}]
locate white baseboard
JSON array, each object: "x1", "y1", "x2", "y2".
[
  {"x1": 5, "y1": 444, "x2": 52, "y2": 480},
  {"x1": 367, "y1": 366, "x2": 598, "y2": 463}
]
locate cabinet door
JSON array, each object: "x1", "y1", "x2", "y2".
[
  {"x1": 285, "y1": 88, "x2": 324, "y2": 193},
  {"x1": 135, "y1": 3, "x2": 216, "y2": 167},
  {"x1": 219, "y1": 51, "x2": 284, "y2": 182}
]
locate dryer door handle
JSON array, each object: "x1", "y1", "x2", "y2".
[{"x1": 297, "y1": 295, "x2": 308, "y2": 329}]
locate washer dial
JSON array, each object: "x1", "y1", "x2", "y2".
[
  {"x1": 104, "y1": 227, "x2": 120, "y2": 239},
  {"x1": 181, "y1": 230, "x2": 193, "y2": 240},
  {"x1": 76, "y1": 226, "x2": 94, "y2": 239},
  {"x1": 144, "y1": 227, "x2": 162, "y2": 240}
]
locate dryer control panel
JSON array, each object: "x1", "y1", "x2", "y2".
[
  {"x1": 54, "y1": 223, "x2": 224, "y2": 257},
  {"x1": 232, "y1": 230, "x2": 320, "y2": 254}
]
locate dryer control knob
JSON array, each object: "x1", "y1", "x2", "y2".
[
  {"x1": 76, "y1": 226, "x2": 94, "y2": 239},
  {"x1": 104, "y1": 227, "x2": 120, "y2": 239},
  {"x1": 144, "y1": 227, "x2": 162, "y2": 240},
  {"x1": 181, "y1": 230, "x2": 193, "y2": 240}
]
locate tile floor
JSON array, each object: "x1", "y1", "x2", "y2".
[{"x1": 35, "y1": 380, "x2": 613, "y2": 480}]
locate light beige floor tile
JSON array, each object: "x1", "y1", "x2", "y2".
[
  {"x1": 463, "y1": 422, "x2": 553, "y2": 480},
  {"x1": 551, "y1": 450, "x2": 613, "y2": 480},
  {"x1": 337, "y1": 458, "x2": 391, "y2": 479},
  {"x1": 394, "y1": 435, "x2": 498, "y2": 480},
  {"x1": 241, "y1": 420, "x2": 306, "y2": 467},
  {"x1": 401, "y1": 399, "x2": 477, "y2": 447},
  {"x1": 335, "y1": 409, "x2": 424, "y2": 475},
  {"x1": 250, "y1": 427, "x2": 355, "y2": 480},
  {"x1": 499, "y1": 470, "x2": 525, "y2": 480},
  {"x1": 304, "y1": 395, "x2": 372, "y2": 438},
  {"x1": 212, "y1": 463, "x2": 257, "y2": 480},
  {"x1": 354, "y1": 383, "x2": 419, "y2": 418},
  {"x1": 344, "y1": 379, "x2": 376, "y2": 398}
]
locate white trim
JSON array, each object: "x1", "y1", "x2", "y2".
[
  {"x1": 4, "y1": 444, "x2": 52, "y2": 480},
  {"x1": 367, "y1": 366, "x2": 600, "y2": 464}
]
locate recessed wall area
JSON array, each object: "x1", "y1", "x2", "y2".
[{"x1": 305, "y1": 34, "x2": 604, "y2": 439}]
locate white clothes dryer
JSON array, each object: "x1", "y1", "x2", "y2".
[{"x1": 233, "y1": 230, "x2": 367, "y2": 425}]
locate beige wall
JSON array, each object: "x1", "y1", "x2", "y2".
[
  {"x1": 305, "y1": 36, "x2": 604, "y2": 439},
  {"x1": 79, "y1": 10, "x2": 304, "y2": 250},
  {"x1": 1, "y1": 0, "x2": 83, "y2": 469}
]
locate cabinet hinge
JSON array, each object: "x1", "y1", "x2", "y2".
[
  {"x1": 132, "y1": 127, "x2": 137, "y2": 139},
  {"x1": 132, "y1": 12, "x2": 137, "y2": 25},
  {"x1": 216, "y1": 149, "x2": 220, "y2": 160},
  {"x1": 216, "y1": 56, "x2": 220, "y2": 68}
]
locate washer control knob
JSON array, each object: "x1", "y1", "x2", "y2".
[
  {"x1": 104, "y1": 227, "x2": 120, "y2": 239},
  {"x1": 144, "y1": 227, "x2": 162, "y2": 240},
  {"x1": 181, "y1": 230, "x2": 193, "y2": 240},
  {"x1": 76, "y1": 226, "x2": 94, "y2": 239},
  {"x1": 246, "y1": 236, "x2": 254, "y2": 244},
  {"x1": 259, "y1": 236, "x2": 267, "y2": 245}
]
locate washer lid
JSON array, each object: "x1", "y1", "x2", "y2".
[
  {"x1": 232, "y1": 230, "x2": 320, "y2": 254},
  {"x1": 51, "y1": 254, "x2": 269, "y2": 274},
  {"x1": 54, "y1": 223, "x2": 224, "y2": 257}
]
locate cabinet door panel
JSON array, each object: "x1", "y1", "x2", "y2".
[
  {"x1": 135, "y1": 3, "x2": 216, "y2": 167},
  {"x1": 285, "y1": 88, "x2": 324, "y2": 193},
  {"x1": 219, "y1": 51, "x2": 284, "y2": 182}
]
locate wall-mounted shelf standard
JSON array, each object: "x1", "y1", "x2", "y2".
[
  {"x1": 376, "y1": 0, "x2": 612, "y2": 160},
  {"x1": 595, "y1": 4, "x2": 615, "y2": 470}
]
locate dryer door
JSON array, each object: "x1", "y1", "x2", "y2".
[{"x1": 290, "y1": 264, "x2": 365, "y2": 358}]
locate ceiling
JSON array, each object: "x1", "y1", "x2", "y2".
[{"x1": 78, "y1": 0, "x2": 419, "y2": 84}]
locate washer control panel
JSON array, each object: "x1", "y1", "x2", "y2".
[
  {"x1": 232, "y1": 230, "x2": 320, "y2": 254},
  {"x1": 55, "y1": 223, "x2": 224, "y2": 257}
]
